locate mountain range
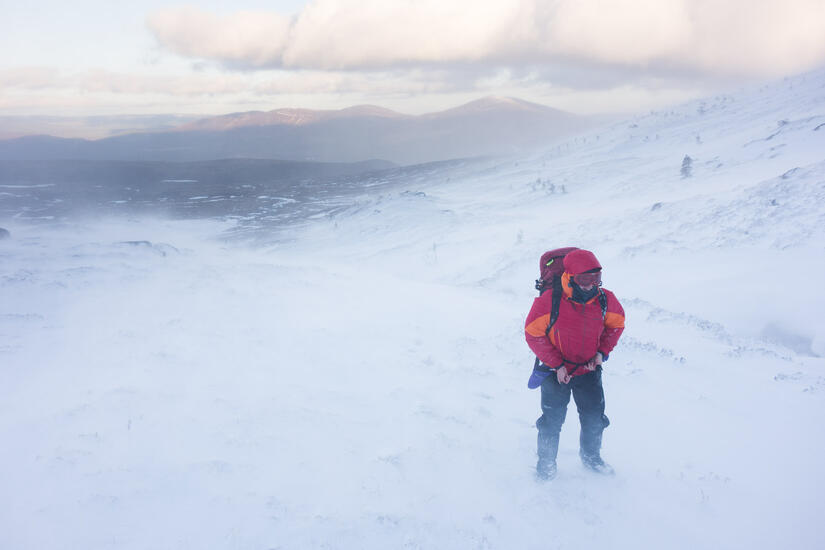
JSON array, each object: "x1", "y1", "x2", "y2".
[{"x1": 0, "y1": 97, "x2": 592, "y2": 165}]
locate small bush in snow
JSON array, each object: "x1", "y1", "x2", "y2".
[{"x1": 681, "y1": 155, "x2": 693, "y2": 178}]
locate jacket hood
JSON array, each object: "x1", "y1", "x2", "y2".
[
  {"x1": 561, "y1": 250, "x2": 602, "y2": 300},
  {"x1": 563, "y1": 249, "x2": 601, "y2": 275}
]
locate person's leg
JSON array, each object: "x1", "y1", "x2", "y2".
[
  {"x1": 535, "y1": 374, "x2": 571, "y2": 479},
  {"x1": 571, "y1": 368, "x2": 613, "y2": 474}
]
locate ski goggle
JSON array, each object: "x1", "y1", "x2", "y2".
[{"x1": 573, "y1": 271, "x2": 602, "y2": 287}]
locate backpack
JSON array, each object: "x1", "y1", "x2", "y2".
[{"x1": 532, "y1": 247, "x2": 607, "y2": 369}]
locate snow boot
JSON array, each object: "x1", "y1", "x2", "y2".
[
  {"x1": 536, "y1": 457, "x2": 557, "y2": 481},
  {"x1": 580, "y1": 452, "x2": 614, "y2": 475},
  {"x1": 536, "y1": 432, "x2": 560, "y2": 481},
  {"x1": 580, "y1": 413, "x2": 612, "y2": 474}
]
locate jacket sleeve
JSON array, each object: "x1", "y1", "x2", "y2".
[
  {"x1": 524, "y1": 293, "x2": 563, "y2": 367},
  {"x1": 598, "y1": 291, "x2": 625, "y2": 357}
]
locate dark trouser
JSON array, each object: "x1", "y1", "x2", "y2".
[{"x1": 536, "y1": 367, "x2": 610, "y2": 461}]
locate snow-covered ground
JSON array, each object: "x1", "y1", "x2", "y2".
[{"x1": 1, "y1": 69, "x2": 824, "y2": 549}]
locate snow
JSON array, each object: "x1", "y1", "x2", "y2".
[{"x1": 1, "y1": 68, "x2": 825, "y2": 549}]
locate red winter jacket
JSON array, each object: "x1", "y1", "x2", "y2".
[{"x1": 525, "y1": 271, "x2": 625, "y2": 377}]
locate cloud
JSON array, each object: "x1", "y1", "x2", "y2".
[
  {"x1": 146, "y1": 0, "x2": 825, "y2": 80},
  {"x1": 281, "y1": 0, "x2": 516, "y2": 69},
  {"x1": 0, "y1": 67, "x2": 62, "y2": 90},
  {"x1": 146, "y1": 7, "x2": 292, "y2": 68},
  {"x1": 538, "y1": 0, "x2": 693, "y2": 66},
  {"x1": 0, "y1": 66, "x2": 478, "y2": 101}
]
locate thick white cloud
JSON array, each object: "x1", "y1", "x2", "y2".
[
  {"x1": 539, "y1": 0, "x2": 694, "y2": 66},
  {"x1": 146, "y1": 0, "x2": 825, "y2": 78},
  {"x1": 146, "y1": 6, "x2": 292, "y2": 68},
  {"x1": 282, "y1": 0, "x2": 516, "y2": 68}
]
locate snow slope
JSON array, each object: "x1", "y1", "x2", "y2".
[{"x1": 1, "y1": 69, "x2": 824, "y2": 549}]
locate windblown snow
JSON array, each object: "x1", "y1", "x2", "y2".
[{"x1": 1, "y1": 69, "x2": 824, "y2": 549}]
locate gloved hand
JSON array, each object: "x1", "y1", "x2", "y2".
[{"x1": 585, "y1": 352, "x2": 603, "y2": 371}]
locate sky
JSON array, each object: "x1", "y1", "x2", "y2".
[{"x1": 2, "y1": 0, "x2": 825, "y2": 119}]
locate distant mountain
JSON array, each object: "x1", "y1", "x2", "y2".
[
  {"x1": 424, "y1": 96, "x2": 559, "y2": 117},
  {"x1": 177, "y1": 105, "x2": 409, "y2": 131},
  {"x1": 0, "y1": 97, "x2": 592, "y2": 165}
]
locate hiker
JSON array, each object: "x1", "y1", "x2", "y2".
[{"x1": 524, "y1": 248, "x2": 625, "y2": 480}]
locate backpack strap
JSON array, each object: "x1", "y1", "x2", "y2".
[
  {"x1": 544, "y1": 277, "x2": 563, "y2": 338},
  {"x1": 598, "y1": 289, "x2": 608, "y2": 319}
]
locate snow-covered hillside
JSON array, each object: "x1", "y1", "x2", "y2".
[{"x1": 1, "y1": 69, "x2": 824, "y2": 549}]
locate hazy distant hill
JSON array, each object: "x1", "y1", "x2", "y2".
[
  {"x1": 0, "y1": 97, "x2": 591, "y2": 165},
  {"x1": 176, "y1": 104, "x2": 408, "y2": 131},
  {"x1": 0, "y1": 158, "x2": 395, "y2": 187}
]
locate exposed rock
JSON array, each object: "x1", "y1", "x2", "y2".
[{"x1": 117, "y1": 240, "x2": 179, "y2": 256}]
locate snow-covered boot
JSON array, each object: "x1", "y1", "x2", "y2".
[
  {"x1": 580, "y1": 413, "x2": 612, "y2": 474},
  {"x1": 580, "y1": 452, "x2": 615, "y2": 475},
  {"x1": 536, "y1": 457, "x2": 557, "y2": 480},
  {"x1": 536, "y1": 433, "x2": 559, "y2": 481}
]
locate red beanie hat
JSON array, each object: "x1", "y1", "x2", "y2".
[{"x1": 563, "y1": 249, "x2": 602, "y2": 274}]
